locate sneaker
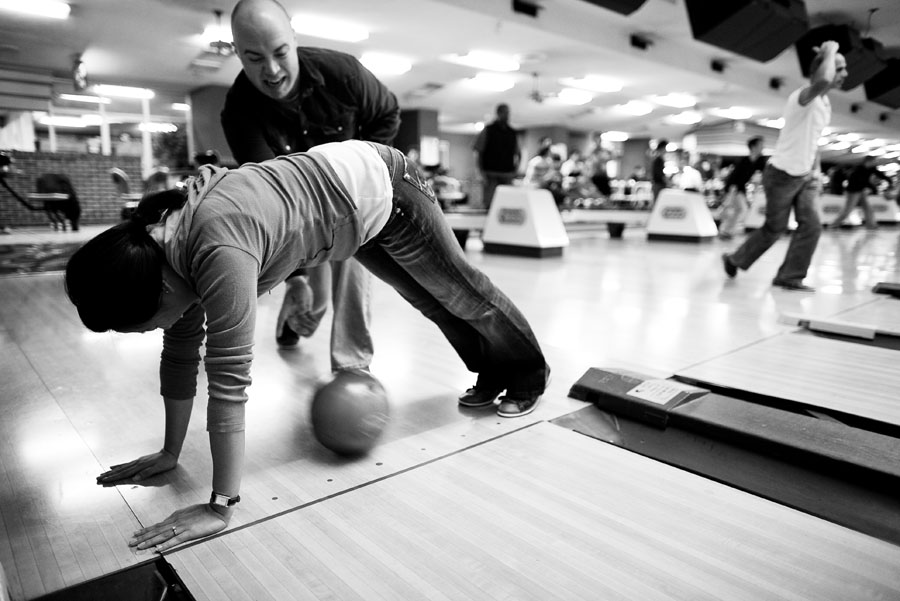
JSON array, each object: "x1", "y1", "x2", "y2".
[
  {"x1": 721, "y1": 253, "x2": 737, "y2": 278},
  {"x1": 496, "y1": 394, "x2": 541, "y2": 418},
  {"x1": 458, "y1": 385, "x2": 504, "y2": 408},
  {"x1": 276, "y1": 322, "x2": 300, "y2": 348},
  {"x1": 772, "y1": 278, "x2": 815, "y2": 292}
]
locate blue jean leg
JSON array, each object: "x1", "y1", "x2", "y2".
[
  {"x1": 729, "y1": 164, "x2": 821, "y2": 282},
  {"x1": 357, "y1": 145, "x2": 548, "y2": 396},
  {"x1": 328, "y1": 257, "x2": 374, "y2": 371}
]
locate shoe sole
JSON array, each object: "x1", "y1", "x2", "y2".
[{"x1": 458, "y1": 393, "x2": 502, "y2": 408}]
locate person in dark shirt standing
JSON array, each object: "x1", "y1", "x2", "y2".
[
  {"x1": 221, "y1": 0, "x2": 400, "y2": 371},
  {"x1": 650, "y1": 139, "x2": 669, "y2": 204},
  {"x1": 830, "y1": 155, "x2": 893, "y2": 229},
  {"x1": 473, "y1": 104, "x2": 521, "y2": 210},
  {"x1": 717, "y1": 136, "x2": 768, "y2": 239}
]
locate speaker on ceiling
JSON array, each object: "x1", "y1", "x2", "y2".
[
  {"x1": 795, "y1": 24, "x2": 887, "y2": 90},
  {"x1": 575, "y1": 0, "x2": 649, "y2": 16},
  {"x1": 864, "y1": 59, "x2": 900, "y2": 109},
  {"x1": 684, "y1": 0, "x2": 809, "y2": 63}
]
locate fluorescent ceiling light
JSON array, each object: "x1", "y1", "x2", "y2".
[
  {"x1": 600, "y1": 131, "x2": 629, "y2": 142},
  {"x1": 559, "y1": 75, "x2": 622, "y2": 93},
  {"x1": 171, "y1": 103, "x2": 191, "y2": 111},
  {"x1": 441, "y1": 51, "x2": 519, "y2": 72},
  {"x1": 93, "y1": 84, "x2": 155, "y2": 99},
  {"x1": 37, "y1": 115, "x2": 98, "y2": 128},
  {"x1": 836, "y1": 133, "x2": 860, "y2": 142},
  {"x1": 466, "y1": 72, "x2": 516, "y2": 92},
  {"x1": 665, "y1": 110, "x2": 702, "y2": 125},
  {"x1": 851, "y1": 145, "x2": 871, "y2": 154},
  {"x1": 867, "y1": 148, "x2": 886, "y2": 157},
  {"x1": 758, "y1": 118, "x2": 784, "y2": 129},
  {"x1": 58, "y1": 94, "x2": 111, "y2": 104},
  {"x1": 359, "y1": 52, "x2": 411, "y2": 76},
  {"x1": 139, "y1": 122, "x2": 178, "y2": 133},
  {"x1": 291, "y1": 14, "x2": 368, "y2": 43},
  {"x1": 710, "y1": 106, "x2": 753, "y2": 120},
  {"x1": 201, "y1": 24, "x2": 232, "y2": 45},
  {"x1": 651, "y1": 93, "x2": 696, "y2": 108},
  {"x1": 557, "y1": 88, "x2": 593, "y2": 105},
  {"x1": 825, "y1": 141, "x2": 851, "y2": 151},
  {"x1": 0, "y1": 0, "x2": 69, "y2": 19},
  {"x1": 617, "y1": 100, "x2": 653, "y2": 116},
  {"x1": 441, "y1": 122, "x2": 485, "y2": 135}
]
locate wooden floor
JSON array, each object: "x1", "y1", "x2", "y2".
[{"x1": 1, "y1": 223, "x2": 899, "y2": 600}]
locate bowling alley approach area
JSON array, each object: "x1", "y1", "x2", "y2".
[{"x1": 2, "y1": 223, "x2": 900, "y2": 600}]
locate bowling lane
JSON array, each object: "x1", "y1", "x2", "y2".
[
  {"x1": 0, "y1": 279, "x2": 142, "y2": 600},
  {"x1": 168, "y1": 422, "x2": 900, "y2": 601},
  {"x1": 10, "y1": 272, "x2": 584, "y2": 548},
  {"x1": 676, "y1": 332, "x2": 900, "y2": 428}
]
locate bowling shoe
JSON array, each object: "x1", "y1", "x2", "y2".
[
  {"x1": 458, "y1": 385, "x2": 504, "y2": 408},
  {"x1": 772, "y1": 278, "x2": 815, "y2": 292},
  {"x1": 496, "y1": 394, "x2": 541, "y2": 418}
]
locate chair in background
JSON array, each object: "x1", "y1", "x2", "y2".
[
  {"x1": 110, "y1": 167, "x2": 143, "y2": 221},
  {"x1": 32, "y1": 173, "x2": 81, "y2": 231}
]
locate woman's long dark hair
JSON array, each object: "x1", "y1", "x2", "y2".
[{"x1": 65, "y1": 188, "x2": 187, "y2": 332}]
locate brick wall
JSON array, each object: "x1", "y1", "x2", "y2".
[{"x1": 0, "y1": 151, "x2": 142, "y2": 228}]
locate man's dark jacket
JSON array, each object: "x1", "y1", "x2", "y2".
[{"x1": 222, "y1": 47, "x2": 400, "y2": 164}]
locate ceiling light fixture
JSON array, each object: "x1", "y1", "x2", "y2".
[
  {"x1": 617, "y1": 100, "x2": 653, "y2": 116},
  {"x1": 58, "y1": 93, "x2": 111, "y2": 104},
  {"x1": 92, "y1": 84, "x2": 155, "y2": 99},
  {"x1": 466, "y1": 72, "x2": 517, "y2": 92},
  {"x1": 359, "y1": 52, "x2": 412, "y2": 76},
  {"x1": 291, "y1": 14, "x2": 368, "y2": 43},
  {"x1": 710, "y1": 106, "x2": 753, "y2": 120},
  {"x1": 557, "y1": 88, "x2": 593, "y2": 105},
  {"x1": 36, "y1": 114, "x2": 100, "y2": 128},
  {"x1": 171, "y1": 103, "x2": 191, "y2": 111},
  {"x1": 758, "y1": 118, "x2": 784, "y2": 129},
  {"x1": 559, "y1": 75, "x2": 622, "y2": 93},
  {"x1": 442, "y1": 51, "x2": 520, "y2": 72},
  {"x1": 600, "y1": 131, "x2": 629, "y2": 142},
  {"x1": 139, "y1": 122, "x2": 178, "y2": 133},
  {"x1": 825, "y1": 141, "x2": 851, "y2": 151},
  {"x1": 0, "y1": 0, "x2": 70, "y2": 19},
  {"x1": 665, "y1": 110, "x2": 703, "y2": 125},
  {"x1": 651, "y1": 93, "x2": 697, "y2": 108}
]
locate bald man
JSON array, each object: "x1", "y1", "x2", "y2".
[{"x1": 222, "y1": 0, "x2": 400, "y2": 370}]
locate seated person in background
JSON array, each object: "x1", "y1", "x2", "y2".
[
  {"x1": 830, "y1": 155, "x2": 893, "y2": 229},
  {"x1": 65, "y1": 140, "x2": 550, "y2": 552},
  {"x1": 524, "y1": 146, "x2": 553, "y2": 186},
  {"x1": 674, "y1": 152, "x2": 703, "y2": 192}
]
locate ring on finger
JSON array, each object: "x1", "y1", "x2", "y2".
[{"x1": 171, "y1": 526, "x2": 177, "y2": 537}]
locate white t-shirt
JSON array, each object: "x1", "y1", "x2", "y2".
[
  {"x1": 307, "y1": 140, "x2": 393, "y2": 245},
  {"x1": 770, "y1": 88, "x2": 831, "y2": 177}
]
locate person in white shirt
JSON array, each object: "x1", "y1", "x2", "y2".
[{"x1": 722, "y1": 41, "x2": 847, "y2": 291}]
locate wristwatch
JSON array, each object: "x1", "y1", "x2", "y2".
[{"x1": 209, "y1": 491, "x2": 241, "y2": 507}]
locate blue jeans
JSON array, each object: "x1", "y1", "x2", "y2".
[
  {"x1": 356, "y1": 144, "x2": 548, "y2": 397},
  {"x1": 729, "y1": 163, "x2": 821, "y2": 283}
]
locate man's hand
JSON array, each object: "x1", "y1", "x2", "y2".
[
  {"x1": 97, "y1": 449, "x2": 178, "y2": 485},
  {"x1": 129, "y1": 503, "x2": 229, "y2": 553},
  {"x1": 277, "y1": 275, "x2": 327, "y2": 338}
]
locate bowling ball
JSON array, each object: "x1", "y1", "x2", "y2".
[{"x1": 310, "y1": 370, "x2": 390, "y2": 456}]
